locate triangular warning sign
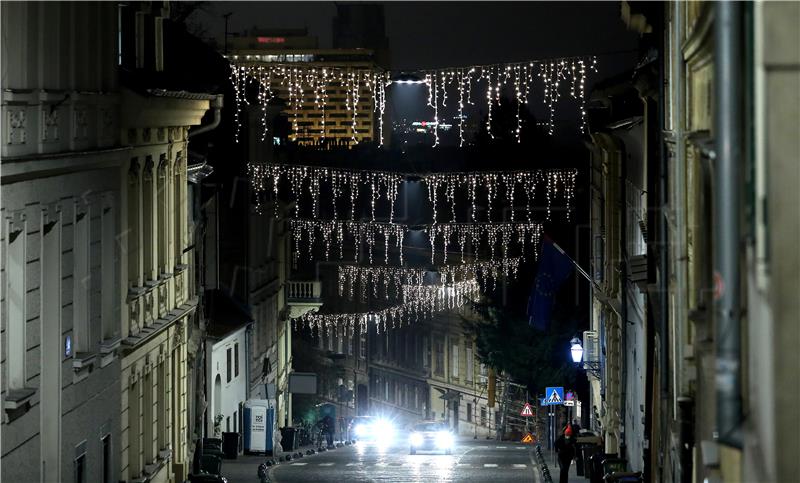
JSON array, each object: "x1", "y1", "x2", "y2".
[
  {"x1": 520, "y1": 402, "x2": 534, "y2": 417},
  {"x1": 546, "y1": 389, "x2": 562, "y2": 404},
  {"x1": 521, "y1": 432, "x2": 535, "y2": 444}
]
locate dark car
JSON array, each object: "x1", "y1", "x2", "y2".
[{"x1": 408, "y1": 421, "x2": 454, "y2": 455}]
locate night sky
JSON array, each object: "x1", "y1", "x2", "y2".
[{"x1": 192, "y1": 2, "x2": 640, "y2": 74}]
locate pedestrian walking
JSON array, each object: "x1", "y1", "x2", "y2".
[{"x1": 555, "y1": 426, "x2": 576, "y2": 483}]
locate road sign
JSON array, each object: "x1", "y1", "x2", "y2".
[
  {"x1": 520, "y1": 402, "x2": 534, "y2": 417},
  {"x1": 565, "y1": 390, "x2": 575, "y2": 401},
  {"x1": 540, "y1": 398, "x2": 547, "y2": 407},
  {"x1": 563, "y1": 400, "x2": 575, "y2": 407},
  {"x1": 521, "y1": 432, "x2": 535, "y2": 444},
  {"x1": 544, "y1": 386, "x2": 564, "y2": 405}
]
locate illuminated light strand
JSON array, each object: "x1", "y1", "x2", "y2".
[
  {"x1": 426, "y1": 222, "x2": 542, "y2": 265},
  {"x1": 292, "y1": 280, "x2": 480, "y2": 336},
  {"x1": 229, "y1": 62, "x2": 390, "y2": 147},
  {"x1": 291, "y1": 219, "x2": 542, "y2": 267},
  {"x1": 230, "y1": 55, "x2": 597, "y2": 148},
  {"x1": 247, "y1": 163, "x2": 577, "y2": 222}
]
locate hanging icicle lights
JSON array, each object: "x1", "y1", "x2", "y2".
[
  {"x1": 229, "y1": 55, "x2": 597, "y2": 147},
  {"x1": 290, "y1": 219, "x2": 541, "y2": 265},
  {"x1": 418, "y1": 55, "x2": 597, "y2": 145},
  {"x1": 426, "y1": 222, "x2": 542, "y2": 265},
  {"x1": 229, "y1": 63, "x2": 391, "y2": 146},
  {"x1": 293, "y1": 279, "x2": 480, "y2": 336},
  {"x1": 248, "y1": 163, "x2": 577, "y2": 222},
  {"x1": 337, "y1": 257, "x2": 522, "y2": 301}
]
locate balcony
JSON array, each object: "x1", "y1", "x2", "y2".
[{"x1": 286, "y1": 280, "x2": 323, "y2": 318}]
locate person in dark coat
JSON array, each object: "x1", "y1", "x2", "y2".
[
  {"x1": 320, "y1": 415, "x2": 335, "y2": 447},
  {"x1": 554, "y1": 426, "x2": 576, "y2": 483}
]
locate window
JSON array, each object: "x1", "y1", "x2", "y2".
[
  {"x1": 434, "y1": 338, "x2": 444, "y2": 376},
  {"x1": 481, "y1": 407, "x2": 487, "y2": 426},
  {"x1": 6, "y1": 221, "x2": 26, "y2": 389},
  {"x1": 234, "y1": 343, "x2": 240, "y2": 377},
  {"x1": 74, "y1": 452, "x2": 86, "y2": 483},
  {"x1": 467, "y1": 403, "x2": 473, "y2": 422},
  {"x1": 451, "y1": 343, "x2": 459, "y2": 378},
  {"x1": 347, "y1": 334, "x2": 353, "y2": 356},
  {"x1": 226, "y1": 348, "x2": 232, "y2": 383},
  {"x1": 102, "y1": 434, "x2": 111, "y2": 483},
  {"x1": 466, "y1": 347, "x2": 474, "y2": 382},
  {"x1": 101, "y1": 197, "x2": 115, "y2": 341},
  {"x1": 226, "y1": 416, "x2": 231, "y2": 432},
  {"x1": 337, "y1": 332, "x2": 344, "y2": 354},
  {"x1": 73, "y1": 208, "x2": 90, "y2": 353},
  {"x1": 233, "y1": 410, "x2": 237, "y2": 432},
  {"x1": 422, "y1": 337, "x2": 429, "y2": 368}
]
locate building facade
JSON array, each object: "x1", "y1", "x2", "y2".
[{"x1": 1, "y1": 3, "x2": 124, "y2": 482}]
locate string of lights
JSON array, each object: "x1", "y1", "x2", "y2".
[
  {"x1": 230, "y1": 63, "x2": 392, "y2": 146},
  {"x1": 248, "y1": 162, "x2": 577, "y2": 222},
  {"x1": 290, "y1": 219, "x2": 541, "y2": 265},
  {"x1": 229, "y1": 54, "x2": 598, "y2": 147},
  {"x1": 293, "y1": 279, "x2": 480, "y2": 336},
  {"x1": 337, "y1": 257, "x2": 522, "y2": 301}
]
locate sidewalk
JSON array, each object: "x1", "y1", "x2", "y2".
[
  {"x1": 214, "y1": 439, "x2": 351, "y2": 483},
  {"x1": 536, "y1": 448, "x2": 584, "y2": 483}
]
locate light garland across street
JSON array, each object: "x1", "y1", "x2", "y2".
[
  {"x1": 293, "y1": 279, "x2": 480, "y2": 336},
  {"x1": 337, "y1": 257, "x2": 523, "y2": 301},
  {"x1": 229, "y1": 55, "x2": 598, "y2": 147},
  {"x1": 290, "y1": 219, "x2": 541, "y2": 265},
  {"x1": 230, "y1": 63, "x2": 391, "y2": 146},
  {"x1": 248, "y1": 162, "x2": 577, "y2": 222}
]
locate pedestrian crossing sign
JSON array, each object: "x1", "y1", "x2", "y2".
[
  {"x1": 521, "y1": 432, "x2": 535, "y2": 444},
  {"x1": 520, "y1": 402, "x2": 534, "y2": 417},
  {"x1": 544, "y1": 386, "x2": 564, "y2": 405}
]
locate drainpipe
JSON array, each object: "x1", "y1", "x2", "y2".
[
  {"x1": 618, "y1": 141, "x2": 628, "y2": 461},
  {"x1": 713, "y1": 1, "x2": 743, "y2": 448},
  {"x1": 189, "y1": 94, "x2": 224, "y2": 138}
]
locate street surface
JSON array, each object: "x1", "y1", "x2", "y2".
[{"x1": 268, "y1": 438, "x2": 540, "y2": 482}]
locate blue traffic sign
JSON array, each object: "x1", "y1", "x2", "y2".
[{"x1": 544, "y1": 386, "x2": 564, "y2": 405}]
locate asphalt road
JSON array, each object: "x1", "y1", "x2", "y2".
[{"x1": 267, "y1": 438, "x2": 540, "y2": 483}]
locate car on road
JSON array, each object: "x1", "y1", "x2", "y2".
[
  {"x1": 408, "y1": 421, "x2": 454, "y2": 455},
  {"x1": 349, "y1": 416, "x2": 395, "y2": 441}
]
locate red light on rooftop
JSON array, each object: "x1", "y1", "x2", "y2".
[{"x1": 257, "y1": 37, "x2": 286, "y2": 44}]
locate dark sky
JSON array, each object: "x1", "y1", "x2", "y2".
[{"x1": 193, "y1": 2, "x2": 640, "y2": 75}]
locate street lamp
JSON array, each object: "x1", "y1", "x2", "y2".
[
  {"x1": 570, "y1": 337, "x2": 584, "y2": 363},
  {"x1": 569, "y1": 336, "x2": 601, "y2": 378}
]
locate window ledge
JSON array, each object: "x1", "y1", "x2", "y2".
[
  {"x1": 100, "y1": 336, "x2": 122, "y2": 354},
  {"x1": 73, "y1": 352, "x2": 97, "y2": 371},
  {"x1": 4, "y1": 388, "x2": 36, "y2": 410},
  {"x1": 175, "y1": 264, "x2": 189, "y2": 272}
]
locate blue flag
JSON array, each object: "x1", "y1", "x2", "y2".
[{"x1": 528, "y1": 237, "x2": 574, "y2": 331}]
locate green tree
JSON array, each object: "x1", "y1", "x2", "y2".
[{"x1": 462, "y1": 300, "x2": 577, "y2": 397}]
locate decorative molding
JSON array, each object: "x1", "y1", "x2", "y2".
[
  {"x1": 143, "y1": 156, "x2": 154, "y2": 181},
  {"x1": 142, "y1": 128, "x2": 152, "y2": 143},
  {"x1": 73, "y1": 107, "x2": 88, "y2": 140},
  {"x1": 6, "y1": 108, "x2": 27, "y2": 145},
  {"x1": 41, "y1": 108, "x2": 59, "y2": 142}
]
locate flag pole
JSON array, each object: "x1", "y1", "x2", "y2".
[{"x1": 551, "y1": 241, "x2": 621, "y2": 317}]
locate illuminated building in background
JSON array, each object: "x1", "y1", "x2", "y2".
[{"x1": 227, "y1": 28, "x2": 380, "y2": 148}]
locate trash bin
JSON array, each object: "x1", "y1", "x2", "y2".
[
  {"x1": 280, "y1": 426, "x2": 298, "y2": 450},
  {"x1": 580, "y1": 443, "x2": 602, "y2": 477},
  {"x1": 604, "y1": 471, "x2": 643, "y2": 482},
  {"x1": 221, "y1": 432, "x2": 240, "y2": 459},
  {"x1": 200, "y1": 454, "x2": 223, "y2": 475}
]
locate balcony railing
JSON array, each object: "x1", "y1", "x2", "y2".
[
  {"x1": 286, "y1": 280, "x2": 323, "y2": 319},
  {"x1": 287, "y1": 280, "x2": 321, "y2": 301}
]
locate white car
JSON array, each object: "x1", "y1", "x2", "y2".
[{"x1": 409, "y1": 421, "x2": 454, "y2": 455}]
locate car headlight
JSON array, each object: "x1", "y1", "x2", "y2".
[
  {"x1": 354, "y1": 424, "x2": 367, "y2": 436},
  {"x1": 435, "y1": 431, "x2": 453, "y2": 448},
  {"x1": 372, "y1": 419, "x2": 394, "y2": 435},
  {"x1": 410, "y1": 433, "x2": 424, "y2": 447}
]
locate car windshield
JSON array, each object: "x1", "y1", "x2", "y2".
[{"x1": 413, "y1": 422, "x2": 445, "y2": 432}]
